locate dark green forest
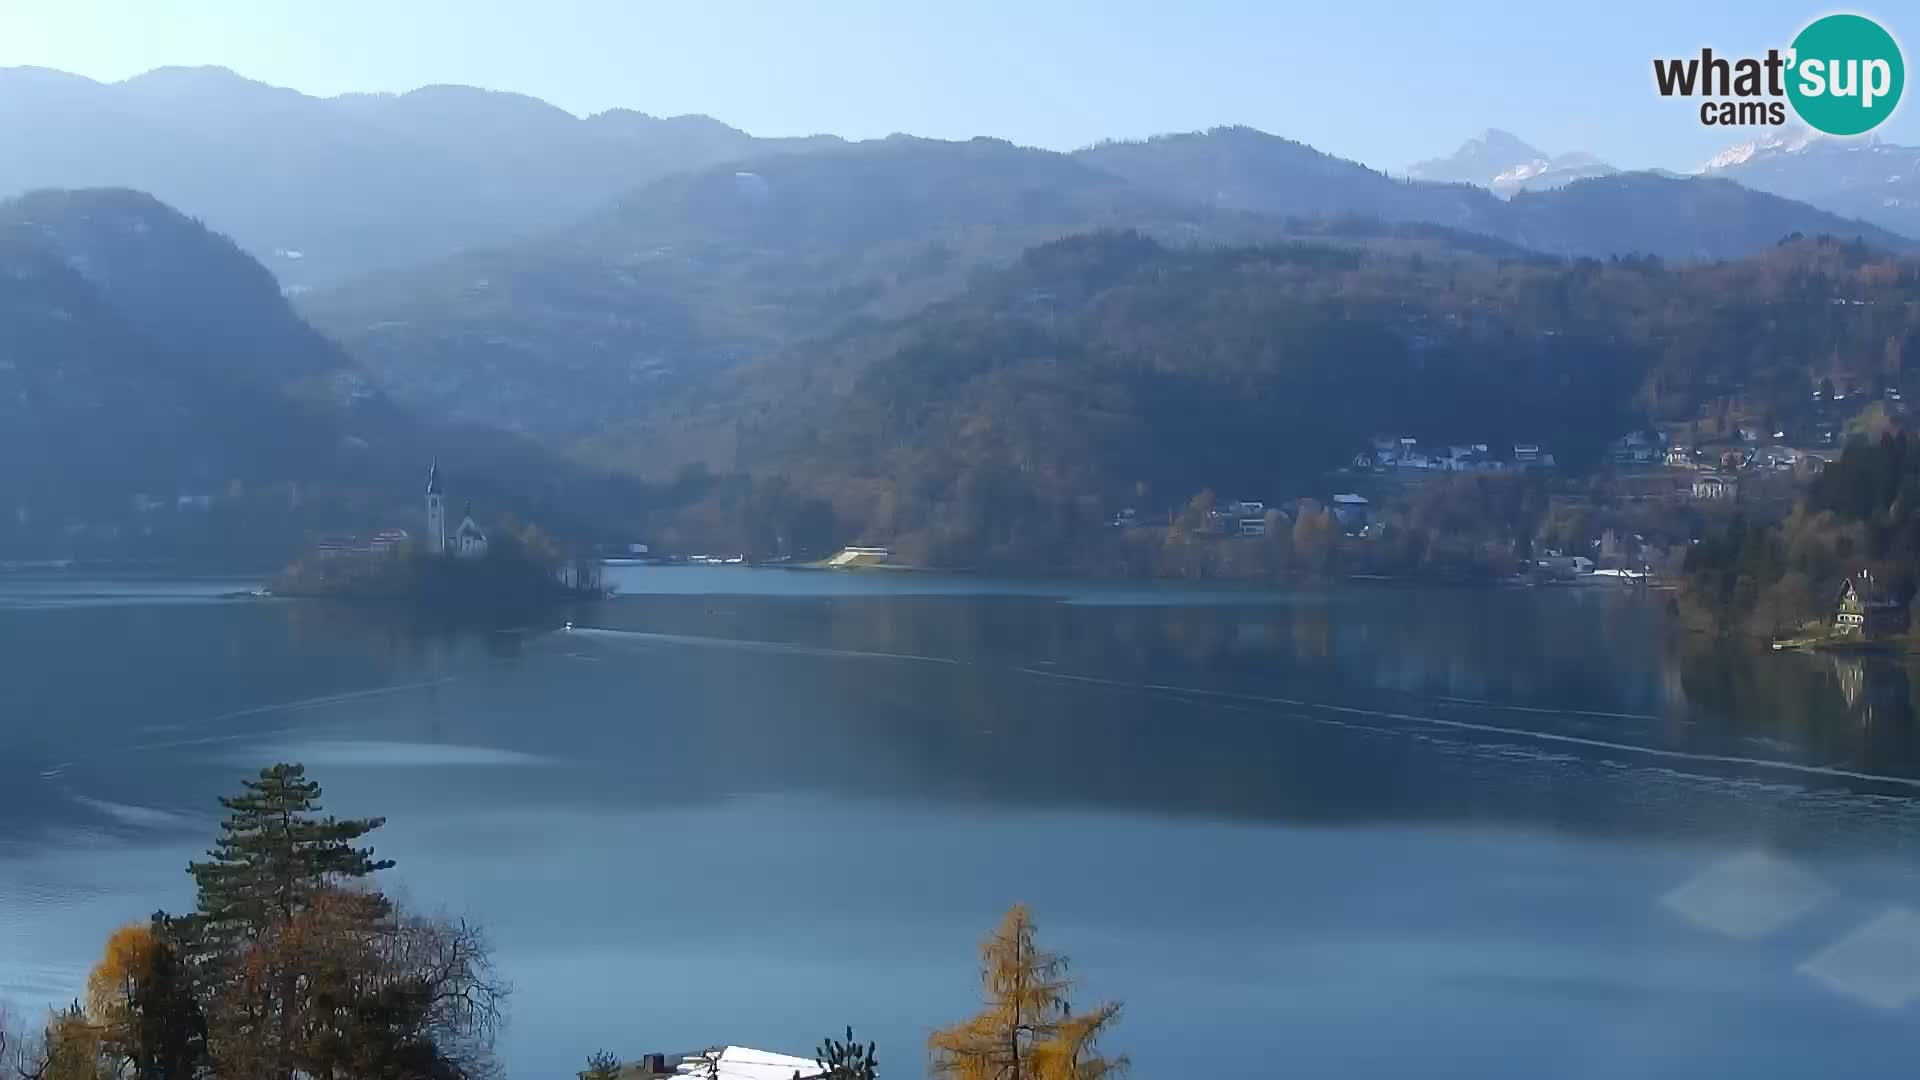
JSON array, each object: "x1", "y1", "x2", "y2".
[{"x1": 1684, "y1": 433, "x2": 1920, "y2": 637}]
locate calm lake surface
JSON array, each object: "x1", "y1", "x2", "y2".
[{"x1": 8, "y1": 568, "x2": 1920, "y2": 1077}]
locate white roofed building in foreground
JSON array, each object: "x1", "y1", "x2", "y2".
[{"x1": 675, "y1": 1046, "x2": 821, "y2": 1080}]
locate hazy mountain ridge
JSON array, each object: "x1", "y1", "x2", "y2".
[
  {"x1": 0, "y1": 188, "x2": 403, "y2": 552},
  {"x1": 1081, "y1": 127, "x2": 1897, "y2": 257},
  {"x1": 0, "y1": 188, "x2": 646, "y2": 558},
  {"x1": 298, "y1": 135, "x2": 1297, "y2": 438},
  {"x1": 1075, "y1": 126, "x2": 1505, "y2": 229},
  {"x1": 1701, "y1": 128, "x2": 1920, "y2": 241},
  {"x1": 303, "y1": 126, "x2": 1907, "y2": 447},
  {"x1": 1405, "y1": 128, "x2": 1618, "y2": 196},
  {"x1": 0, "y1": 65, "x2": 847, "y2": 288},
  {"x1": 1411, "y1": 125, "x2": 1920, "y2": 240},
  {"x1": 10, "y1": 66, "x2": 1918, "y2": 559}
]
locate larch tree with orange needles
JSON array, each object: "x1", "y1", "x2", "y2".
[
  {"x1": 928, "y1": 904, "x2": 1126, "y2": 1080},
  {"x1": 84, "y1": 923, "x2": 154, "y2": 1058}
]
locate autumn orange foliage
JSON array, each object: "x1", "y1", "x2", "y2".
[{"x1": 928, "y1": 904, "x2": 1125, "y2": 1080}]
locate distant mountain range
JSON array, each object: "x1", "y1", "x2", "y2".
[
  {"x1": 0, "y1": 65, "x2": 845, "y2": 289},
  {"x1": 1406, "y1": 129, "x2": 1619, "y2": 195},
  {"x1": 297, "y1": 127, "x2": 1909, "y2": 446},
  {"x1": 4, "y1": 65, "x2": 1912, "y2": 295},
  {"x1": 1699, "y1": 128, "x2": 1920, "y2": 242},
  {"x1": 7, "y1": 65, "x2": 1920, "y2": 561},
  {"x1": 1409, "y1": 126, "x2": 1920, "y2": 240}
]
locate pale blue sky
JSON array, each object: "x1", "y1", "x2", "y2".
[{"x1": 1, "y1": 0, "x2": 1913, "y2": 172}]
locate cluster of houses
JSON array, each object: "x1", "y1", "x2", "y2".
[
  {"x1": 1660, "y1": 441, "x2": 1821, "y2": 476},
  {"x1": 1111, "y1": 494, "x2": 1375, "y2": 537},
  {"x1": 1627, "y1": 427, "x2": 1830, "y2": 503},
  {"x1": 1533, "y1": 528, "x2": 1658, "y2": 582},
  {"x1": 314, "y1": 528, "x2": 413, "y2": 558},
  {"x1": 1352, "y1": 437, "x2": 1554, "y2": 474}
]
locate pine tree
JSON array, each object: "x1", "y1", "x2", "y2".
[
  {"x1": 582, "y1": 1049, "x2": 624, "y2": 1080},
  {"x1": 928, "y1": 904, "x2": 1125, "y2": 1080},
  {"x1": 811, "y1": 1026, "x2": 879, "y2": 1080},
  {"x1": 185, "y1": 763, "x2": 392, "y2": 1080},
  {"x1": 187, "y1": 763, "x2": 393, "y2": 944}
]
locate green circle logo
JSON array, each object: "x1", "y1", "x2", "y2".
[{"x1": 1787, "y1": 14, "x2": 1904, "y2": 136}]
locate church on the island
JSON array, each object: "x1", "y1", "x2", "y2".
[{"x1": 424, "y1": 461, "x2": 488, "y2": 559}]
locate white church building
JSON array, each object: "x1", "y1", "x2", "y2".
[{"x1": 424, "y1": 461, "x2": 488, "y2": 558}]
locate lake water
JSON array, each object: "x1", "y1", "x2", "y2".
[{"x1": 7, "y1": 568, "x2": 1920, "y2": 1077}]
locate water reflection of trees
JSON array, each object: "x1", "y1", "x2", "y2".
[
  {"x1": 16, "y1": 587, "x2": 1920, "y2": 857},
  {"x1": 571, "y1": 588, "x2": 1920, "y2": 848},
  {"x1": 1675, "y1": 638, "x2": 1920, "y2": 772}
]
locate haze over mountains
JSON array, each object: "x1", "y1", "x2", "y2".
[
  {"x1": 294, "y1": 120, "x2": 1905, "y2": 442},
  {"x1": 1406, "y1": 129, "x2": 1620, "y2": 195},
  {"x1": 0, "y1": 188, "x2": 643, "y2": 559},
  {"x1": 1409, "y1": 126, "x2": 1920, "y2": 240},
  {"x1": 0, "y1": 64, "x2": 846, "y2": 289},
  {"x1": 3, "y1": 65, "x2": 1914, "y2": 294},
  {"x1": 6, "y1": 63, "x2": 1920, "y2": 561}
]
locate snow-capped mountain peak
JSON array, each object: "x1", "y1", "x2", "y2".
[
  {"x1": 1696, "y1": 127, "x2": 1920, "y2": 241},
  {"x1": 1407, "y1": 130, "x2": 1615, "y2": 196},
  {"x1": 1699, "y1": 126, "x2": 1826, "y2": 172}
]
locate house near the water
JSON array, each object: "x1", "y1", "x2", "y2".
[
  {"x1": 584, "y1": 1045, "x2": 821, "y2": 1080},
  {"x1": 826, "y1": 546, "x2": 891, "y2": 568},
  {"x1": 1691, "y1": 473, "x2": 1738, "y2": 500},
  {"x1": 1833, "y1": 572, "x2": 1908, "y2": 639}
]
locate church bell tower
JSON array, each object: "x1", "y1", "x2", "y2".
[{"x1": 425, "y1": 460, "x2": 446, "y2": 554}]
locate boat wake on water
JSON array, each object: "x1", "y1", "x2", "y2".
[
  {"x1": 562, "y1": 625, "x2": 961, "y2": 667},
  {"x1": 1016, "y1": 666, "x2": 1920, "y2": 793},
  {"x1": 552, "y1": 624, "x2": 1920, "y2": 795}
]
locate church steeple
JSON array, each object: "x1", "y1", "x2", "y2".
[{"x1": 424, "y1": 459, "x2": 447, "y2": 554}]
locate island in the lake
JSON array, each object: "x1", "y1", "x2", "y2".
[{"x1": 269, "y1": 461, "x2": 606, "y2": 618}]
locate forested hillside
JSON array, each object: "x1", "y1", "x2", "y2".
[
  {"x1": 0, "y1": 189, "x2": 643, "y2": 560},
  {"x1": 303, "y1": 132, "x2": 1909, "y2": 444},
  {"x1": 300, "y1": 136, "x2": 1287, "y2": 436},
  {"x1": 633, "y1": 232, "x2": 1920, "y2": 569},
  {"x1": 1685, "y1": 433, "x2": 1920, "y2": 637}
]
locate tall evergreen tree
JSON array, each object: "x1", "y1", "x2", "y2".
[
  {"x1": 186, "y1": 763, "x2": 392, "y2": 1080},
  {"x1": 187, "y1": 763, "x2": 393, "y2": 944}
]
